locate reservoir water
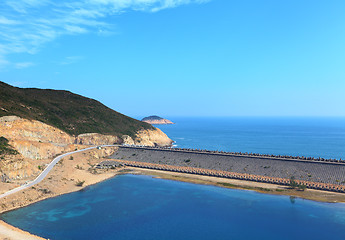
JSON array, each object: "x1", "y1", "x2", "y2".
[
  {"x1": 2, "y1": 174, "x2": 345, "y2": 240},
  {"x1": 157, "y1": 117, "x2": 345, "y2": 160}
]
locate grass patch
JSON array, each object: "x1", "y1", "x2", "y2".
[
  {"x1": 217, "y1": 182, "x2": 236, "y2": 188},
  {"x1": 75, "y1": 165, "x2": 83, "y2": 170},
  {"x1": 75, "y1": 180, "x2": 85, "y2": 187},
  {"x1": 0, "y1": 136, "x2": 18, "y2": 156},
  {"x1": 216, "y1": 182, "x2": 272, "y2": 192}
]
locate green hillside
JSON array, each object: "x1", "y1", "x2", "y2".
[{"x1": 0, "y1": 81, "x2": 153, "y2": 138}]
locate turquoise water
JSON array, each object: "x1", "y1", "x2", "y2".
[
  {"x1": 157, "y1": 117, "x2": 345, "y2": 159},
  {"x1": 2, "y1": 174, "x2": 345, "y2": 240}
]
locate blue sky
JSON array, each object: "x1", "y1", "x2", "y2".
[{"x1": 1, "y1": 0, "x2": 344, "y2": 118}]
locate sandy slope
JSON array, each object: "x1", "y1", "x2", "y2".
[{"x1": 0, "y1": 220, "x2": 45, "y2": 240}]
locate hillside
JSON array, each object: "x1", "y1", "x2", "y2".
[{"x1": 0, "y1": 81, "x2": 154, "y2": 138}]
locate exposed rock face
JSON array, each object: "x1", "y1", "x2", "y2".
[
  {"x1": 0, "y1": 115, "x2": 172, "y2": 182},
  {"x1": 122, "y1": 135, "x2": 135, "y2": 145},
  {"x1": 76, "y1": 133, "x2": 122, "y2": 145},
  {"x1": 9, "y1": 140, "x2": 77, "y2": 160},
  {"x1": 0, "y1": 116, "x2": 173, "y2": 160},
  {"x1": 122, "y1": 128, "x2": 173, "y2": 147},
  {"x1": 134, "y1": 128, "x2": 173, "y2": 147},
  {"x1": 0, "y1": 155, "x2": 39, "y2": 181},
  {"x1": 142, "y1": 115, "x2": 174, "y2": 125},
  {"x1": 0, "y1": 116, "x2": 74, "y2": 145},
  {"x1": 89, "y1": 147, "x2": 118, "y2": 159},
  {"x1": 0, "y1": 116, "x2": 76, "y2": 160}
]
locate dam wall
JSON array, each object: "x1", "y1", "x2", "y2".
[{"x1": 111, "y1": 146, "x2": 345, "y2": 186}]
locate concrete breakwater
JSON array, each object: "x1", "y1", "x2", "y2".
[{"x1": 111, "y1": 147, "x2": 345, "y2": 189}]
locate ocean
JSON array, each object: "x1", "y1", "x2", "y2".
[
  {"x1": 2, "y1": 117, "x2": 345, "y2": 239},
  {"x1": 2, "y1": 174, "x2": 345, "y2": 240},
  {"x1": 157, "y1": 117, "x2": 345, "y2": 160}
]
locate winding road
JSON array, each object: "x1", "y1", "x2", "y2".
[{"x1": 0, "y1": 145, "x2": 118, "y2": 199}]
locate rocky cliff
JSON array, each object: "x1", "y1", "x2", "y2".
[
  {"x1": 122, "y1": 128, "x2": 173, "y2": 147},
  {"x1": 0, "y1": 116, "x2": 75, "y2": 160},
  {"x1": 0, "y1": 116, "x2": 74, "y2": 145},
  {"x1": 0, "y1": 115, "x2": 172, "y2": 182},
  {"x1": 76, "y1": 133, "x2": 122, "y2": 145},
  {"x1": 0, "y1": 154, "x2": 39, "y2": 181},
  {"x1": 0, "y1": 115, "x2": 172, "y2": 160}
]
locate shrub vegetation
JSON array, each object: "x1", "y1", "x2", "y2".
[
  {"x1": 289, "y1": 176, "x2": 307, "y2": 191},
  {"x1": 75, "y1": 180, "x2": 85, "y2": 187},
  {"x1": 0, "y1": 136, "x2": 18, "y2": 156},
  {"x1": 0, "y1": 81, "x2": 154, "y2": 138}
]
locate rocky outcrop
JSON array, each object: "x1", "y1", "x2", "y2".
[
  {"x1": 122, "y1": 135, "x2": 135, "y2": 145},
  {"x1": 89, "y1": 147, "x2": 118, "y2": 159},
  {"x1": 1, "y1": 116, "x2": 173, "y2": 159},
  {"x1": 0, "y1": 115, "x2": 173, "y2": 183},
  {"x1": 130, "y1": 128, "x2": 173, "y2": 147},
  {"x1": 9, "y1": 140, "x2": 78, "y2": 160},
  {"x1": 142, "y1": 116, "x2": 174, "y2": 125},
  {"x1": 0, "y1": 116, "x2": 74, "y2": 145},
  {"x1": 76, "y1": 133, "x2": 122, "y2": 145},
  {"x1": 0, "y1": 155, "x2": 39, "y2": 181},
  {"x1": 0, "y1": 116, "x2": 76, "y2": 160}
]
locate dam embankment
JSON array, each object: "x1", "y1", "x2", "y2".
[{"x1": 110, "y1": 147, "x2": 345, "y2": 186}]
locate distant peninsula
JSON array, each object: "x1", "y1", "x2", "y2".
[{"x1": 142, "y1": 116, "x2": 174, "y2": 125}]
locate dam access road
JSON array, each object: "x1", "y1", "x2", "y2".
[{"x1": 0, "y1": 145, "x2": 119, "y2": 200}]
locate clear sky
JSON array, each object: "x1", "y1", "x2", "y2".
[{"x1": 1, "y1": 0, "x2": 344, "y2": 118}]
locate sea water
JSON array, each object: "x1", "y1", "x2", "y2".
[
  {"x1": 2, "y1": 174, "x2": 345, "y2": 240},
  {"x1": 157, "y1": 117, "x2": 345, "y2": 159}
]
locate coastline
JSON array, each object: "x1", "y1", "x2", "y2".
[
  {"x1": 0, "y1": 169, "x2": 124, "y2": 240},
  {"x1": 0, "y1": 147, "x2": 122, "y2": 240},
  {"x1": 1, "y1": 155, "x2": 345, "y2": 239},
  {"x1": 0, "y1": 220, "x2": 46, "y2": 240}
]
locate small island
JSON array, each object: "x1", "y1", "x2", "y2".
[{"x1": 142, "y1": 116, "x2": 174, "y2": 125}]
